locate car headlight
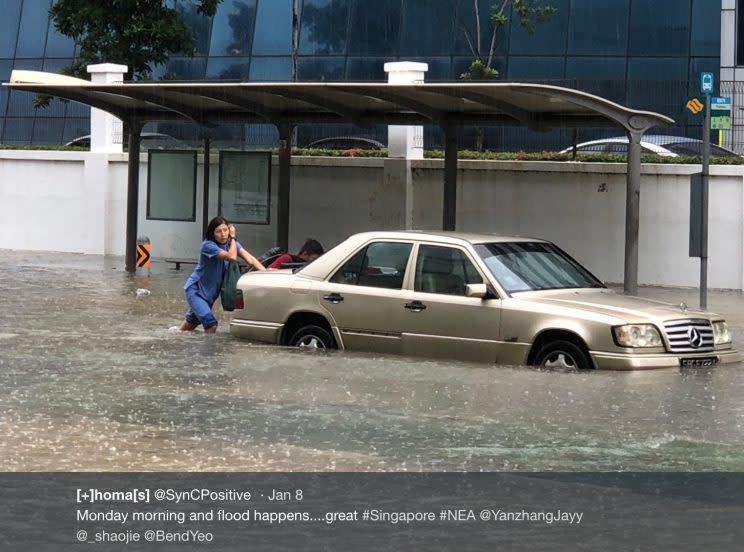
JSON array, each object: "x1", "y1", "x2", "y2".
[
  {"x1": 713, "y1": 321, "x2": 732, "y2": 345},
  {"x1": 613, "y1": 324, "x2": 663, "y2": 348}
]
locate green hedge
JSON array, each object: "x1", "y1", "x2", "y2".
[{"x1": 3, "y1": 144, "x2": 744, "y2": 164}]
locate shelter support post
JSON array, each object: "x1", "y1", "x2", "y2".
[
  {"x1": 443, "y1": 124, "x2": 458, "y2": 231},
  {"x1": 125, "y1": 121, "x2": 144, "y2": 273},
  {"x1": 277, "y1": 124, "x2": 294, "y2": 251},
  {"x1": 202, "y1": 135, "x2": 211, "y2": 238},
  {"x1": 623, "y1": 130, "x2": 642, "y2": 295}
]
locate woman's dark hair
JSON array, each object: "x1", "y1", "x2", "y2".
[
  {"x1": 205, "y1": 216, "x2": 230, "y2": 242},
  {"x1": 299, "y1": 238, "x2": 324, "y2": 256}
]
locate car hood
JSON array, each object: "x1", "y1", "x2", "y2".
[{"x1": 512, "y1": 288, "x2": 719, "y2": 323}]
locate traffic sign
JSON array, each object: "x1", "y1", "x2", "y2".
[
  {"x1": 701, "y1": 72, "x2": 714, "y2": 94},
  {"x1": 686, "y1": 98, "x2": 704, "y2": 114},
  {"x1": 710, "y1": 96, "x2": 731, "y2": 129}
]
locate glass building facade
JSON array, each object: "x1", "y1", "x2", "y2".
[{"x1": 0, "y1": 0, "x2": 722, "y2": 149}]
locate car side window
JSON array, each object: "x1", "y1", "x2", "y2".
[
  {"x1": 414, "y1": 245, "x2": 483, "y2": 296},
  {"x1": 329, "y1": 242, "x2": 412, "y2": 289}
]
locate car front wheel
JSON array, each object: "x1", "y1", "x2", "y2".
[
  {"x1": 288, "y1": 325, "x2": 335, "y2": 350},
  {"x1": 534, "y1": 340, "x2": 592, "y2": 370}
]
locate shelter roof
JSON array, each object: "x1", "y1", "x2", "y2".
[{"x1": 6, "y1": 70, "x2": 673, "y2": 132}]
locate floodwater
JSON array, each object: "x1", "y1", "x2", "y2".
[{"x1": 1, "y1": 250, "x2": 744, "y2": 472}]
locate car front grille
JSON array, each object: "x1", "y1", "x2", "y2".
[{"x1": 662, "y1": 319, "x2": 714, "y2": 353}]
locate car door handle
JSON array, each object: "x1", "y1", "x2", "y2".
[
  {"x1": 404, "y1": 300, "x2": 427, "y2": 312},
  {"x1": 323, "y1": 293, "x2": 344, "y2": 304}
]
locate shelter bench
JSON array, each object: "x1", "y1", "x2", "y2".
[{"x1": 164, "y1": 258, "x2": 252, "y2": 271}]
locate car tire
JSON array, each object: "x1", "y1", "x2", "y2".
[
  {"x1": 288, "y1": 325, "x2": 335, "y2": 350},
  {"x1": 534, "y1": 340, "x2": 593, "y2": 370}
]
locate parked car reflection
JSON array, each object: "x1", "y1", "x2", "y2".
[{"x1": 560, "y1": 135, "x2": 740, "y2": 158}]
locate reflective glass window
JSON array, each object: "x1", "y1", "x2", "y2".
[
  {"x1": 166, "y1": 57, "x2": 208, "y2": 80},
  {"x1": 626, "y1": 62, "x2": 686, "y2": 115},
  {"x1": 0, "y1": 88, "x2": 7, "y2": 124},
  {"x1": 0, "y1": 60, "x2": 12, "y2": 82},
  {"x1": 209, "y1": 0, "x2": 256, "y2": 57},
  {"x1": 249, "y1": 57, "x2": 291, "y2": 80},
  {"x1": 450, "y1": 0, "x2": 508, "y2": 57},
  {"x1": 690, "y1": 0, "x2": 719, "y2": 57},
  {"x1": 507, "y1": 57, "x2": 565, "y2": 80},
  {"x1": 62, "y1": 117, "x2": 90, "y2": 143},
  {"x1": 65, "y1": 98, "x2": 90, "y2": 118},
  {"x1": 628, "y1": 57, "x2": 687, "y2": 81},
  {"x1": 297, "y1": 57, "x2": 345, "y2": 81},
  {"x1": 346, "y1": 58, "x2": 387, "y2": 80},
  {"x1": 402, "y1": 57, "x2": 452, "y2": 81},
  {"x1": 0, "y1": 2, "x2": 22, "y2": 57},
  {"x1": 16, "y1": 0, "x2": 50, "y2": 58},
  {"x1": 45, "y1": 24, "x2": 75, "y2": 58},
  {"x1": 42, "y1": 58, "x2": 73, "y2": 73},
  {"x1": 567, "y1": 0, "x2": 629, "y2": 56},
  {"x1": 3, "y1": 118, "x2": 34, "y2": 144},
  {"x1": 565, "y1": 57, "x2": 626, "y2": 80},
  {"x1": 347, "y1": 0, "x2": 401, "y2": 56},
  {"x1": 176, "y1": 1, "x2": 213, "y2": 55},
  {"x1": 629, "y1": 0, "x2": 691, "y2": 57},
  {"x1": 399, "y1": 0, "x2": 454, "y2": 56},
  {"x1": 452, "y1": 56, "x2": 505, "y2": 80},
  {"x1": 299, "y1": 0, "x2": 349, "y2": 55},
  {"x1": 206, "y1": 57, "x2": 251, "y2": 80},
  {"x1": 509, "y1": 0, "x2": 569, "y2": 56},
  {"x1": 252, "y1": 0, "x2": 292, "y2": 55},
  {"x1": 32, "y1": 116, "x2": 65, "y2": 145}
]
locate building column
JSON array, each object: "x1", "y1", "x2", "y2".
[
  {"x1": 384, "y1": 62, "x2": 428, "y2": 230},
  {"x1": 384, "y1": 62, "x2": 428, "y2": 160},
  {"x1": 86, "y1": 63, "x2": 128, "y2": 153}
]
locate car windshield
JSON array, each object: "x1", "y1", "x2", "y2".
[{"x1": 474, "y1": 242, "x2": 605, "y2": 293}]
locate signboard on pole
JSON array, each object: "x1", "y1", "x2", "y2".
[
  {"x1": 710, "y1": 96, "x2": 731, "y2": 129},
  {"x1": 701, "y1": 72, "x2": 714, "y2": 94}
]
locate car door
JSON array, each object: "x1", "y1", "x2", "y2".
[
  {"x1": 316, "y1": 240, "x2": 414, "y2": 354},
  {"x1": 399, "y1": 243, "x2": 502, "y2": 362}
]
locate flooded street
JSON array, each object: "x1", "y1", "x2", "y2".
[{"x1": 1, "y1": 250, "x2": 744, "y2": 472}]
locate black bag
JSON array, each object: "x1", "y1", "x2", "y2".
[{"x1": 220, "y1": 260, "x2": 241, "y2": 311}]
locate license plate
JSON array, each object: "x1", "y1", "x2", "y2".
[{"x1": 680, "y1": 357, "x2": 718, "y2": 367}]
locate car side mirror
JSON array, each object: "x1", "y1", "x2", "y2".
[{"x1": 465, "y1": 283, "x2": 488, "y2": 298}]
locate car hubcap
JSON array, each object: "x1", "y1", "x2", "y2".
[
  {"x1": 297, "y1": 335, "x2": 324, "y2": 349},
  {"x1": 543, "y1": 352, "x2": 576, "y2": 369}
]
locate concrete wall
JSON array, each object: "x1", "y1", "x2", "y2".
[{"x1": 1, "y1": 150, "x2": 743, "y2": 289}]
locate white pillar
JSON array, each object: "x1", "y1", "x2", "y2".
[
  {"x1": 86, "y1": 63, "x2": 128, "y2": 153},
  {"x1": 384, "y1": 62, "x2": 428, "y2": 160}
]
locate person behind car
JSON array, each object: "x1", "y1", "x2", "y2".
[
  {"x1": 268, "y1": 238, "x2": 324, "y2": 269},
  {"x1": 176, "y1": 216, "x2": 265, "y2": 334}
]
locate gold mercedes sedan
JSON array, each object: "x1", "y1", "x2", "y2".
[{"x1": 230, "y1": 231, "x2": 739, "y2": 370}]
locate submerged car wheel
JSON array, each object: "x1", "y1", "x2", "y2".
[
  {"x1": 534, "y1": 340, "x2": 592, "y2": 370},
  {"x1": 288, "y1": 325, "x2": 335, "y2": 350}
]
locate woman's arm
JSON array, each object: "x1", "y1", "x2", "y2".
[
  {"x1": 238, "y1": 247, "x2": 266, "y2": 271},
  {"x1": 214, "y1": 239, "x2": 238, "y2": 261},
  {"x1": 214, "y1": 225, "x2": 238, "y2": 261}
]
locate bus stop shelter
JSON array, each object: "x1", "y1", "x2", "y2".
[{"x1": 5, "y1": 70, "x2": 673, "y2": 294}]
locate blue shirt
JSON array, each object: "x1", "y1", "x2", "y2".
[{"x1": 184, "y1": 239, "x2": 243, "y2": 301}]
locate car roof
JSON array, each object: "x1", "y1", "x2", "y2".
[
  {"x1": 299, "y1": 230, "x2": 547, "y2": 279},
  {"x1": 564, "y1": 135, "x2": 739, "y2": 153}
]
